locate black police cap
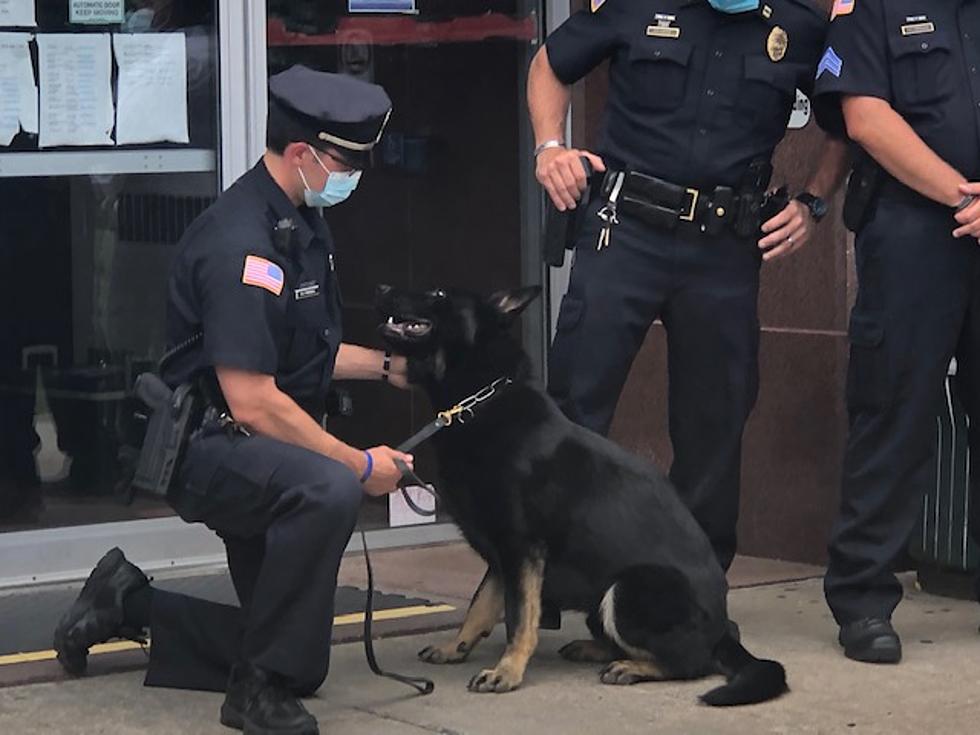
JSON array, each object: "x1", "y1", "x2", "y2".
[{"x1": 268, "y1": 65, "x2": 392, "y2": 169}]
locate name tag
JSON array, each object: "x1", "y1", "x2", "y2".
[
  {"x1": 901, "y1": 21, "x2": 935, "y2": 36},
  {"x1": 295, "y1": 282, "x2": 320, "y2": 300},
  {"x1": 647, "y1": 25, "x2": 681, "y2": 39}
]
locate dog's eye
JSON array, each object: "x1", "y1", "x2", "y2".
[{"x1": 428, "y1": 289, "x2": 447, "y2": 300}]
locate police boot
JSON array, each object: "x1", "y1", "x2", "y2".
[
  {"x1": 53, "y1": 547, "x2": 149, "y2": 675},
  {"x1": 221, "y1": 663, "x2": 319, "y2": 735}
]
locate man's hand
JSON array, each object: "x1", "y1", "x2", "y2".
[
  {"x1": 758, "y1": 199, "x2": 812, "y2": 262},
  {"x1": 362, "y1": 446, "x2": 414, "y2": 497},
  {"x1": 536, "y1": 147, "x2": 606, "y2": 211},
  {"x1": 953, "y1": 182, "x2": 980, "y2": 241}
]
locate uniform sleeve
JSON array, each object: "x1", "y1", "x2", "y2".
[
  {"x1": 544, "y1": 5, "x2": 620, "y2": 85},
  {"x1": 197, "y1": 241, "x2": 288, "y2": 376},
  {"x1": 813, "y1": 0, "x2": 890, "y2": 136}
]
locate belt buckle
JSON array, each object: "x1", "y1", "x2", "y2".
[{"x1": 679, "y1": 188, "x2": 700, "y2": 222}]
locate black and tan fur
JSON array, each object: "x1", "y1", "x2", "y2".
[{"x1": 378, "y1": 285, "x2": 787, "y2": 705}]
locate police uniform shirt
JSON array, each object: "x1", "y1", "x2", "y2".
[
  {"x1": 813, "y1": 0, "x2": 980, "y2": 180},
  {"x1": 545, "y1": 0, "x2": 828, "y2": 188},
  {"x1": 165, "y1": 160, "x2": 343, "y2": 418}
]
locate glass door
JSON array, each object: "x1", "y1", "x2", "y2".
[{"x1": 0, "y1": 1, "x2": 224, "y2": 536}]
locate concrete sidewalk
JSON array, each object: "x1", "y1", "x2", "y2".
[{"x1": 2, "y1": 573, "x2": 978, "y2": 735}]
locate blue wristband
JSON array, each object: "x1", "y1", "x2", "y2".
[{"x1": 359, "y1": 450, "x2": 374, "y2": 483}]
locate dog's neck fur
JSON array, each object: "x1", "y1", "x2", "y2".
[{"x1": 419, "y1": 331, "x2": 534, "y2": 412}]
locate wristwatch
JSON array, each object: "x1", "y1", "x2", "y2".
[
  {"x1": 534, "y1": 139, "x2": 565, "y2": 157},
  {"x1": 795, "y1": 192, "x2": 829, "y2": 222}
]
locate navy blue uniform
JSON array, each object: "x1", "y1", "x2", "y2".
[
  {"x1": 814, "y1": 0, "x2": 980, "y2": 625},
  {"x1": 546, "y1": 0, "x2": 827, "y2": 570},
  {"x1": 147, "y1": 160, "x2": 362, "y2": 694}
]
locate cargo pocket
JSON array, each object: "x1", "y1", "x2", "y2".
[{"x1": 846, "y1": 313, "x2": 888, "y2": 411}]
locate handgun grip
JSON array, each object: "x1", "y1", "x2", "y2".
[{"x1": 134, "y1": 373, "x2": 173, "y2": 411}]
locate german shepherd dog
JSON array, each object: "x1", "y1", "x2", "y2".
[{"x1": 376, "y1": 284, "x2": 786, "y2": 706}]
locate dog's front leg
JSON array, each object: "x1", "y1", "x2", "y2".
[
  {"x1": 468, "y1": 552, "x2": 545, "y2": 694},
  {"x1": 419, "y1": 568, "x2": 504, "y2": 664}
]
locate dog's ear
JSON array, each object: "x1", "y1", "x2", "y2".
[{"x1": 487, "y1": 286, "x2": 542, "y2": 324}]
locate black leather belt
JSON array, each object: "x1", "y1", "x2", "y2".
[{"x1": 601, "y1": 170, "x2": 776, "y2": 238}]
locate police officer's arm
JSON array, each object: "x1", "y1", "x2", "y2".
[
  {"x1": 813, "y1": 0, "x2": 975, "y2": 233},
  {"x1": 334, "y1": 343, "x2": 409, "y2": 389},
  {"x1": 528, "y1": 6, "x2": 621, "y2": 211},
  {"x1": 758, "y1": 136, "x2": 851, "y2": 261},
  {"x1": 843, "y1": 96, "x2": 968, "y2": 210},
  {"x1": 217, "y1": 367, "x2": 412, "y2": 497},
  {"x1": 528, "y1": 48, "x2": 605, "y2": 211}
]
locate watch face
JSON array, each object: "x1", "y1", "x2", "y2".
[{"x1": 812, "y1": 198, "x2": 829, "y2": 219}]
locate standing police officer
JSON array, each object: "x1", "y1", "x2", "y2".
[
  {"x1": 813, "y1": 0, "x2": 980, "y2": 663},
  {"x1": 53, "y1": 66, "x2": 413, "y2": 735},
  {"x1": 529, "y1": 0, "x2": 850, "y2": 572}
]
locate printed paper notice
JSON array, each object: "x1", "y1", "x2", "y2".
[
  {"x1": 70, "y1": 0, "x2": 124, "y2": 25},
  {"x1": 388, "y1": 486, "x2": 436, "y2": 528},
  {"x1": 113, "y1": 33, "x2": 188, "y2": 145},
  {"x1": 0, "y1": 0, "x2": 36, "y2": 27},
  {"x1": 0, "y1": 32, "x2": 38, "y2": 146},
  {"x1": 37, "y1": 33, "x2": 114, "y2": 147}
]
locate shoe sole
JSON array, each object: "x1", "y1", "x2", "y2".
[
  {"x1": 52, "y1": 548, "x2": 126, "y2": 675},
  {"x1": 220, "y1": 704, "x2": 319, "y2": 735},
  {"x1": 843, "y1": 641, "x2": 902, "y2": 664}
]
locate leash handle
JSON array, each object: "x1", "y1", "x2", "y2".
[
  {"x1": 393, "y1": 458, "x2": 438, "y2": 517},
  {"x1": 360, "y1": 528, "x2": 435, "y2": 696}
]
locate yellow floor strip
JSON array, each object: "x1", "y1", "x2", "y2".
[{"x1": 0, "y1": 603, "x2": 456, "y2": 668}]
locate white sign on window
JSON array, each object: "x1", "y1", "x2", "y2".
[
  {"x1": 70, "y1": 0, "x2": 124, "y2": 25},
  {"x1": 114, "y1": 33, "x2": 189, "y2": 145},
  {"x1": 788, "y1": 89, "x2": 812, "y2": 130},
  {"x1": 0, "y1": 0, "x2": 36, "y2": 27},
  {"x1": 0, "y1": 32, "x2": 37, "y2": 145}
]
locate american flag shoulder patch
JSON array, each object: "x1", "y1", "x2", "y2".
[
  {"x1": 831, "y1": 0, "x2": 855, "y2": 20},
  {"x1": 242, "y1": 254, "x2": 285, "y2": 297}
]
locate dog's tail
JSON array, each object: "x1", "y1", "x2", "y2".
[{"x1": 699, "y1": 632, "x2": 787, "y2": 707}]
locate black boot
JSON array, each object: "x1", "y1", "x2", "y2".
[
  {"x1": 53, "y1": 547, "x2": 149, "y2": 675},
  {"x1": 838, "y1": 618, "x2": 902, "y2": 664},
  {"x1": 221, "y1": 663, "x2": 319, "y2": 735}
]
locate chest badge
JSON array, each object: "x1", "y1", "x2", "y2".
[
  {"x1": 647, "y1": 13, "x2": 680, "y2": 39},
  {"x1": 901, "y1": 16, "x2": 935, "y2": 36},
  {"x1": 767, "y1": 26, "x2": 788, "y2": 62},
  {"x1": 295, "y1": 281, "x2": 321, "y2": 300}
]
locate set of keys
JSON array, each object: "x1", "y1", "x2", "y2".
[{"x1": 596, "y1": 172, "x2": 625, "y2": 251}]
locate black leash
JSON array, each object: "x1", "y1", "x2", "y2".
[{"x1": 358, "y1": 376, "x2": 512, "y2": 695}]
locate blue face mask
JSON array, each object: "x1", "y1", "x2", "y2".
[
  {"x1": 299, "y1": 146, "x2": 362, "y2": 208},
  {"x1": 707, "y1": 0, "x2": 760, "y2": 13}
]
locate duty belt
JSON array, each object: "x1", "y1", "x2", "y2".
[{"x1": 597, "y1": 169, "x2": 782, "y2": 242}]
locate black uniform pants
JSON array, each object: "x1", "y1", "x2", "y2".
[
  {"x1": 825, "y1": 197, "x2": 980, "y2": 625},
  {"x1": 548, "y1": 200, "x2": 762, "y2": 571},
  {"x1": 143, "y1": 428, "x2": 363, "y2": 694}
]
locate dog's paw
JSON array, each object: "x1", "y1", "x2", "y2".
[
  {"x1": 418, "y1": 641, "x2": 470, "y2": 665},
  {"x1": 559, "y1": 639, "x2": 618, "y2": 664},
  {"x1": 467, "y1": 665, "x2": 522, "y2": 693},
  {"x1": 599, "y1": 660, "x2": 665, "y2": 686}
]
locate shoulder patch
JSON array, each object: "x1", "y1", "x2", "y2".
[
  {"x1": 242, "y1": 255, "x2": 285, "y2": 297},
  {"x1": 591, "y1": 0, "x2": 607, "y2": 12},
  {"x1": 831, "y1": 0, "x2": 854, "y2": 20},
  {"x1": 816, "y1": 46, "x2": 843, "y2": 78}
]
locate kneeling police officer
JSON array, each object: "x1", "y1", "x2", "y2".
[{"x1": 52, "y1": 66, "x2": 412, "y2": 735}]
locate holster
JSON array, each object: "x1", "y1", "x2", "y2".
[
  {"x1": 131, "y1": 373, "x2": 200, "y2": 498},
  {"x1": 843, "y1": 154, "x2": 883, "y2": 233},
  {"x1": 543, "y1": 157, "x2": 595, "y2": 267}
]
